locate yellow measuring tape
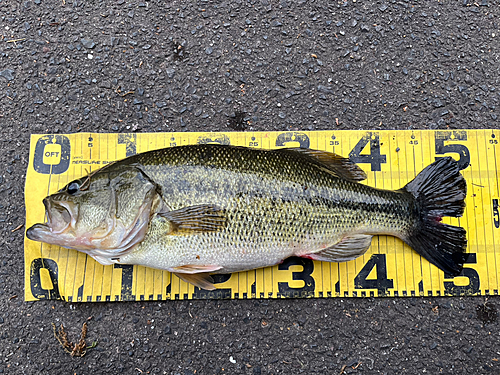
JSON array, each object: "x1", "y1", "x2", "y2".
[{"x1": 24, "y1": 130, "x2": 500, "y2": 301}]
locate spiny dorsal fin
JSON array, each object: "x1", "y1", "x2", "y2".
[
  {"x1": 159, "y1": 204, "x2": 227, "y2": 234},
  {"x1": 278, "y1": 148, "x2": 367, "y2": 182}
]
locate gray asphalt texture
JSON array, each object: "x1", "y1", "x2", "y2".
[{"x1": 1, "y1": 0, "x2": 499, "y2": 374}]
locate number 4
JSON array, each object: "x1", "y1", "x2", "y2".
[
  {"x1": 349, "y1": 132, "x2": 387, "y2": 171},
  {"x1": 354, "y1": 254, "x2": 394, "y2": 296}
]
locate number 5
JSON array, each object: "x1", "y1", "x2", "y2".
[{"x1": 434, "y1": 131, "x2": 470, "y2": 170}]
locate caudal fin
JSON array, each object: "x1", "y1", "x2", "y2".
[{"x1": 402, "y1": 157, "x2": 468, "y2": 276}]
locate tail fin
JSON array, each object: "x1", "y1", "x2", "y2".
[{"x1": 402, "y1": 157, "x2": 468, "y2": 276}]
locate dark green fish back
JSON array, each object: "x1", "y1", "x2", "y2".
[{"x1": 107, "y1": 145, "x2": 415, "y2": 272}]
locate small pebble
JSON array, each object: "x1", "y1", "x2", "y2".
[
  {"x1": 81, "y1": 38, "x2": 95, "y2": 49},
  {"x1": 0, "y1": 69, "x2": 15, "y2": 81},
  {"x1": 166, "y1": 68, "x2": 175, "y2": 78}
]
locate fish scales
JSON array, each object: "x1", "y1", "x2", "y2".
[
  {"x1": 117, "y1": 145, "x2": 414, "y2": 272},
  {"x1": 27, "y1": 144, "x2": 468, "y2": 290}
]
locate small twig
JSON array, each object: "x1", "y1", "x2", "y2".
[
  {"x1": 339, "y1": 364, "x2": 347, "y2": 375},
  {"x1": 9, "y1": 295, "x2": 17, "y2": 300},
  {"x1": 119, "y1": 91, "x2": 135, "y2": 97},
  {"x1": 115, "y1": 86, "x2": 135, "y2": 97},
  {"x1": 7, "y1": 38, "x2": 26, "y2": 43},
  {"x1": 11, "y1": 224, "x2": 23, "y2": 233},
  {"x1": 123, "y1": 91, "x2": 135, "y2": 97}
]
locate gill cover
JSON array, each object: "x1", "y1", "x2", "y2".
[{"x1": 26, "y1": 165, "x2": 161, "y2": 265}]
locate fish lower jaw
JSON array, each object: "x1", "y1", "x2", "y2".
[
  {"x1": 26, "y1": 223, "x2": 74, "y2": 243},
  {"x1": 26, "y1": 224, "x2": 50, "y2": 241}
]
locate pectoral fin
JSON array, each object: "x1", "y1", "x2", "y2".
[
  {"x1": 305, "y1": 234, "x2": 373, "y2": 262},
  {"x1": 160, "y1": 204, "x2": 227, "y2": 234},
  {"x1": 171, "y1": 264, "x2": 223, "y2": 290}
]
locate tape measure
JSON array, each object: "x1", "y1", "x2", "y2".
[{"x1": 24, "y1": 130, "x2": 500, "y2": 301}]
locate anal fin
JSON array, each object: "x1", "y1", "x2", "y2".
[
  {"x1": 305, "y1": 234, "x2": 373, "y2": 262},
  {"x1": 174, "y1": 272, "x2": 216, "y2": 291},
  {"x1": 170, "y1": 264, "x2": 223, "y2": 291}
]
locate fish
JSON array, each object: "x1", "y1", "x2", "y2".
[{"x1": 26, "y1": 144, "x2": 468, "y2": 290}]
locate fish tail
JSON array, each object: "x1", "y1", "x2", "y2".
[{"x1": 401, "y1": 157, "x2": 468, "y2": 276}]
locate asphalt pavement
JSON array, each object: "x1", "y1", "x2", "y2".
[{"x1": 1, "y1": 0, "x2": 499, "y2": 374}]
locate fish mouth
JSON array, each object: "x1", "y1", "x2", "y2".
[
  {"x1": 44, "y1": 198, "x2": 75, "y2": 234},
  {"x1": 26, "y1": 198, "x2": 76, "y2": 241},
  {"x1": 26, "y1": 223, "x2": 51, "y2": 241}
]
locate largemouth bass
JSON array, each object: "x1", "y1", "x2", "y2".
[{"x1": 26, "y1": 144, "x2": 468, "y2": 290}]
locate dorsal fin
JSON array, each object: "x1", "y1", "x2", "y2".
[{"x1": 277, "y1": 148, "x2": 367, "y2": 182}]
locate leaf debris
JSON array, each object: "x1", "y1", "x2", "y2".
[{"x1": 52, "y1": 322, "x2": 97, "y2": 357}]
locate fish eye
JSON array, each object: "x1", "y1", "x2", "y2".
[{"x1": 67, "y1": 182, "x2": 80, "y2": 195}]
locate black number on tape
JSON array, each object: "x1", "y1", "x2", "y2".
[
  {"x1": 444, "y1": 253, "x2": 480, "y2": 296},
  {"x1": 30, "y1": 258, "x2": 63, "y2": 300},
  {"x1": 354, "y1": 254, "x2": 394, "y2": 296},
  {"x1": 330, "y1": 134, "x2": 339, "y2": 146},
  {"x1": 493, "y1": 199, "x2": 499, "y2": 229},
  {"x1": 434, "y1": 131, "x2": 470, "y2": 170},
  {"x1": 33, "y1": 135, "x2": 71, "y2": 175},
  {"x1": 275, "y1": 132, "x2": 310, "y2": 149},
  {"x1": 278, "y1": 257, "x2": 315, "y2": 297},
  {"x1": 114, "y1": 264, "x2": 135, "y2": 301},
  {"x1": 191, "y1": 274, "x2": 233, "y2": 300},
  {"x1": 197, "y1": 134, "x2": 231, "y2": 145},
  {"x1": 349, "y1": 132, "x2": 387, "y2": 171},
  {"x1": 118, "y1": 134, "x2": 137, "y2": 157}
]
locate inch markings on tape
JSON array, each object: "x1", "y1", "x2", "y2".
[{"x1": 24, "y1": 130, "x2": 500, "y2": 301}]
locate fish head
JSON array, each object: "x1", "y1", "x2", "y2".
[{"x1": 26, "y1": 165, "x2": 160, "y2": 263}]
